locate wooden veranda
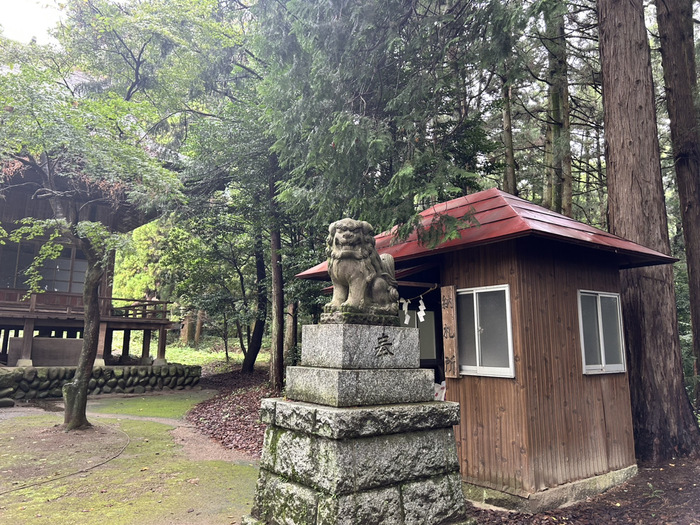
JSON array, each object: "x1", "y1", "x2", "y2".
[{"x1": 0, "y1": 289, "x2": 176, "y2": 367}]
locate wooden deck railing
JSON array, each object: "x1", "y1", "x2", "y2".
[
  {"x1": 107, "y1": 298, "x2": 170, "y2": 320},
  {"x1": 0, "y1": 290, "x2": 171, "y2": 321}
]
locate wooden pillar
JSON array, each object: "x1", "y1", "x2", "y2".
[
  {"x1": 154, "y1": 325, "x2": 167, "y2": 365},
  {"x1": 94, "y1": 322, "x2": 108, "y2": 366},
  {"x1": 141, "y1": 329, "x2": 152, "y2": 364},
  {"x1": 120, "y1": 329, "x2": 131, "y2": 364},
  {"x1": 103, "y1": 328, "x2": 114, "y2": 362},
  {"x1": 18, "y1": 318, "x2": 35, "y2": 366},
  {"x1": 0, "y1": 328, "x2": 8, "y2": 360}
]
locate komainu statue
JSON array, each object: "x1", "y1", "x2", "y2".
[{"x1": 321, "y1": 218, "x2": 400, "y2": 326}]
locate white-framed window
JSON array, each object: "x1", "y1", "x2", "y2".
[
  {"x1": 577, "y1": 290, "x2": 626, "y2": 374},
  {"x1": 456, "y1": 284, "x2": 514, "y2": 378}
]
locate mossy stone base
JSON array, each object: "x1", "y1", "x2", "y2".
[
  {"x1": 245, "y1": 471, "x2": 473, "y2": 525},
  {"x1": 260, "y1": 398, "x2": 460, "y2": 439},
  {"x1": 246, "y1": 396, "x2": 468, "y2": 524}
]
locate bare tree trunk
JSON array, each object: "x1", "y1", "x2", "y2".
[
  {"x1": 655, "y1": 0, "x2": 700, "y2": 408},
  {"x1": 556, "y1": 16, "x2": 573, "y2": 217},
  {"x1": 269, "y1": 215, "x2": 284, "y2": 392},
  {"x1": 502, "y1": 80, "x2": 517, "y2": 195},
  {"x1": 63, "y1": 242, "x2": 103, "y2": 430},
  {"x1": 241, "y1": 231, "x2": 267, "y2": 374},
  {"x1": 598, "y1": 0, "x2": 700, "y2": 463},
  {"x1": 548, "y1": 84, "x2": 563, "y2": 212},
  {"x1": 544, "y1": 119, "x2": 554, "y2": 209},
  {"x1": 543, "y1": 1, "x2": 572, "y2": 215}
]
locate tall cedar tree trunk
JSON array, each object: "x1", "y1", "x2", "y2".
[
  {"x1": 63, "y1": 241, "x2": 103, "y2": 430},
  {"x1": 554, "y1": 9, "x2": 572, "y2": 216},
  {"x1": 544, "y1": 2, "x2": 572, "y2": 215},
  {"x1": 502, "y1": 80, "x2": 517, "y2": 194},
  {"x1": 598, "y1": 0, "x2": 700, "y2": 462},
  {"x1": 655, "y1": 0, "x2": 700, "y2": 408},
  {"x1": 241, "y1": 231, "x2": 267, "y2": 373},
  {"x1": 269, "y1": 166, "x2": 285, "y2": 392},
  {"x1": 544, "y1": 117, "x2": 554, "y2": 208}
]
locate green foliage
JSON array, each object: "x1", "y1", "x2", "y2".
[
  {"x1": 255, "y1": 0, "x2": 496, "y2": 234},
  {"x1": 113, "y1": 220, "x2": 176, "y2": 301},
  {"x1": 8, "y1": 219, "x2": 62, "y2": 294}
]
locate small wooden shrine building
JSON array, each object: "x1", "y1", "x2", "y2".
[
  {"x1": 297, "y1": 188, "x2": 676, "y2": 508},
  {"x1": 0, "y1": 169, "x2": 175, "y2": 368}
]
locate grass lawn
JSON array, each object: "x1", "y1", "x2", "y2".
[{"x1": 0, "y1": 354, "x2": 261, "y2": 525}]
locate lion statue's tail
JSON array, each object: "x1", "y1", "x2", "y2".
[{"x1": 380, "y1": 253, "x2": 400, "y2": 302}]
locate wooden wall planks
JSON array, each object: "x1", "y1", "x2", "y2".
[{"x1": 443, "y1": 238, "x2": 636, "y2": 496}]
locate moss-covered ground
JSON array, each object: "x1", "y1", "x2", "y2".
[{"x1": 0, "y1": 392, "x2": 258, "y2": 525}]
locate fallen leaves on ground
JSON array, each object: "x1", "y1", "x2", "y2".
[{"x1": 185, "y1": 365, "x2": 273, "y2": 458}]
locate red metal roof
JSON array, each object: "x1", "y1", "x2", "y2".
[{"x1": 297, "y1": 188, "x2": 676, "y2": 280}]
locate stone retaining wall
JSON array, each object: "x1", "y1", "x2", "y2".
[{"x1": 0, "y1": 364, "x2": 201, "y2": 403}]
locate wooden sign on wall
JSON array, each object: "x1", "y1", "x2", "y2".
[{"x1": 441, "y1": 285, "x2": 459, "y2": 378}]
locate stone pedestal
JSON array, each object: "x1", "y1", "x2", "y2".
[{"x1": 244, "y1": 324, "x2": 469, "y2": 525}]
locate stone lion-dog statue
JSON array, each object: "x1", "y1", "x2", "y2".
[{"x1": 322, "y1": 218, "x2": 399, "y2": 325}]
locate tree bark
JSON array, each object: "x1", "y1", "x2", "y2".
[
  {"x1": 241, "y1": 231, "x2": 267, "y2": 374},
  {"x1": 655, "y1": 0, "x2": 700, "y2": 408},
  {"x1": 597, "y1": 0, "x2": 700, "y2": 463},
  {"x1": 283, "y1": 301, "x2": 299, "y2": 366},
  {"x1": 502, "y1": 80, "x2": 517, "y2": 195},
  {"x1": 63, "y1": 241, "x2": 103, "y2": 430},
  {"x1": 269, "y1": 166, "x2": 285, "y2": 393},
  {"x1": 543, "y1": 1, "x2": 572, "y2": 215}
]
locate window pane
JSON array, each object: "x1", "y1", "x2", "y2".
[
  {"x1": 580, "y1": 294, "x2": 601, "y2": 366},
  {"x1": 418, "y1": 311, "x2": 437, "y2": 360},
  {"x1": 73, "y1": 259, "x2": 88, "y2": 273},
  {"x1": 478, "y1": 290, "x2": 510, "y2": 368},
  {"x1": 16, "y1": 244, "x2": 36, "y2": 289},
  {"x1": 0, "y1": 246, "x2": 17, "y2": 288},
  {"x1": 40, "y1": 266, "x2": 55, "y2": 283},
  {"x1": 51, "y1": 281, "x2": 69, "y2": 292},
  {"x1": 55, "y1": 269, "x2": 71, "y2": 282},
  {"x1": 601, "y1": 296, "x2": 623, "y2": 366},
  {"x1": 457, "y1": 293, "x2": 477, "y2": 366},
  {"x1": 56, "y1": 257, "x2": 72, "y2": 270}
]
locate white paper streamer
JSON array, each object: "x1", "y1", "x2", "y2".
[
  {"x1": 417, "y1": 297, "x2": 426, "y2": 323},
  {"x1": 400, "y1": 298, "x2": 411, "y2": 324}
]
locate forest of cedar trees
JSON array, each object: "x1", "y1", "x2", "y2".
[{"x1": 1, "y1": 0, "x2": 700, "y2": 461}]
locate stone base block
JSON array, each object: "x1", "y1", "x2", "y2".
[
  {"x1": 260, "y1": 398, "x2": 460, "y2": 439},
  {"x1": 260, "y1": 425, "x2": 460, "y2": 493},
  {"x1": 301, "y1": 324, "x2": 420, "y2": 369},
  {"x1": 246, "y1": 470, "x2": 471, "y2": 525},
  {"x1": 286, "y1": 366, "x2": 434, "y2": 407}
]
